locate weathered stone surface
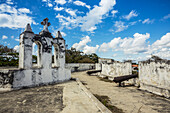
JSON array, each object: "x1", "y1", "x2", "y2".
[
  {"x1": 0, "y1": 18, "x2": 71, "y2": 90},
  {"x1": 139, "y1": 60, "x2": 170, "y2": 98},
  {"x1": 66, "y1": 63, "x2": 95, "y2": 72}
]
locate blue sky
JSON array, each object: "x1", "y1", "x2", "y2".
[{"x1": 0, "y1": 0, "x2": 170, "y2": 61}]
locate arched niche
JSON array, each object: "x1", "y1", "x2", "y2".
[
  {"x1": 52, "y1": 44, "x2": 60, "y2": 67},
  {"x1": 32, "y1": 41, "x2": 42, "y2": 68}
]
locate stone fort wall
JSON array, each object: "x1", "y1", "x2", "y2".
[{"x1": 139, "y1": 60, "x2": 170, "y2": 98}]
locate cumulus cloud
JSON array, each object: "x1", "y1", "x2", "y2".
[
  {"x1": 99, "y1": 32, "x2": 170, "y2": 60},
  {"x1": 83, "y1": 45, "x2": 99, "y2": 54},
  {"x1": 142, "y1": 18, "x2": 154, "y2": 24},
  {"x1": 72, "y1": 35, "x2": 99, "y2": 54},
  {"x1": 54, "y1": 6, "x2": 64, "y2": 11},
  {"x1": 18, "y1": 8, "x2": 31, "y2": 13},
  {"x1": 48, "y1": 3, "x2": 53, "y2": 7},
  {"x1": 114, "y1": 21, "x2": 128, "y2": 32},
  {"x1": 73, "y1": 1, "x2": 91, "y2": 9},
  {"x1": 111, "y1": 10, "x2": 118, "y2": 17},
  {"x1": 80, "y1": 0, "x2": 116, "y2": 31},
  {"x1": 56, "y1": 0, "x2": 116, "y2": 32},
  {"x1": 72, "y1": 36, "x2": 91, "y2": 50},
  {"x1": 122, "y1": 10, "x2": 138, "y2": 20},
  {"x1": 13, "y1": 45, "x2": 19, "y2": 52},
  {"x1": 54, "y1": 0, "x2": 66, "y2": 5},
  {"x1": 0, "y1": 4, "x2": 35, "y2": 29},
  {"x1": 2, "y1": 35, "x2": 8, "y2": 39},
  {"x1": 61, "y1": 32, "x2": 66, "y2": 37},
  {"x1": 152, "y1": 33, "x2": 170, "y2": 47},
  {"x1": 99, "y1": 33, "x2": 150, "y2": 54},
  {"x1": 6, "y1": 0, "x2": 13, "y2": 5},
  {"x1": 65, "y1": 8, "x2": 77, "y2": 16}
]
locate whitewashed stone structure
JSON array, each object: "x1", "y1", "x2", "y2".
[
  {"x1": 0, "y1": 18, "x2": 71, "y2": 89},
  {"x1": 101, "y1": 61, "x2": 132, "y2": 80},
  {"x1": 139, "y1": 57, "x2": 170, "y2": 98},
  {"x1": 66, "y1": 63, "x2": 95, "y2": 72},
  {"x1": 97, "y1": 58, "x2": 133, "y2": 83}
]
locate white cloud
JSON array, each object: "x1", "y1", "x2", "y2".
[
  {"x1": 73, "y1": 1, "x2": 91, "y2": 9},
  {"x1": 99, "y1": 33, "x2": 150, "y2": 54},
  {"x1": 0, "y1": 3, "x2": 17, "y2": 14},
  {"x1": 61, "y1": 32, "x2": 66, "y2": 37},
  {"x1": 142, "y1": 18, "x2": 154, "y2": 24},
  {"x1": 114, "y1": 21, "x2": 128, "y2": 32},
  {"x1": 55, "y1": 0, "x2": 116, "y2": 32},
  {"x1": 13, "y1": 45, "x2": 19, "y2": 52},
  {"x1": 161, "y1": 14, "x2": 170, "y2": 21},
  {"x1": 0, "y1": 4, "x2": 35, "y2": 29},
  {"x1": 15, "y1": 38, "x2": 19, "y2": 41},
  {"x1": 99, "y1": 42, "x2": 109, "y2": 52},
  {"x1": 6, "y1": 0, "x2": 13, "y2": 5},
  {"x1": 11, "y1": 36, "x2": 14, "y2": 39},
  {"x1": 80, "y1": 0, "x2": 116, "y2": 31},
  {"x1": 153, "y1": 33, "x2": 170, "y2": 47},
  {"x1": 122, "y1": 10, "x2": 138, "y2": 20},
  {"x1": 72, "y1": 35, "x2": 99, "y2": 54},
  {"x1": 2, "y1": 35, "x2": 8, "y2": 39},
  {"x1": 65, "y1": 8, "x2": 77, "y2": 16},
  {"x1": 54, "y1": 0, "x2": 66, "y2": 5},
  {"x1": 83, "y1": 45, "x2": 99, "y2": 54},
  {"x1": 48, "y1": 3, "x2": 53, "y2": 7},
  {"x1": 87, "y1": 26, "x2": 97, "y2": 33},
  {"x1": 111, "y1": 10, "x2": 118, "y2": 17},
  {"x1": 54, "y1": 6, "x2": 64, "y2": 11},
  {"x1": 18, "y1": 8, "x2": 31, "y2": 13},
  {"x1": 72, "y1": 36, "x2": 91, "y2": 50}
]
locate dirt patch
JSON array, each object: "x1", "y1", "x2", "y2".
[
  {"x1": 0, "y1": 84, "x2": 64, "y2": 113},
  {"x1": 94, "y1": 94, "x2": 124, "y2": 113}
]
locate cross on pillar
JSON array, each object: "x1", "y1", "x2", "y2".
[{"x1": 41, "y1": 18, "x2": 51, "y2": 32}]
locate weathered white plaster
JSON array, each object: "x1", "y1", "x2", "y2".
[
  {"x1": 139, "y1": 61, "x2": 170, "y2": 98},
  {"x1": 0, "y1": 19, "x2": 71, "y2": 89},
  {"x1": 95, "y1": 63, "x2": 102, "y2": 70},
  {"x1": 66, "y1": 63, "x2": 95, "y2": 72},
  {"x1": 101, "y1": 62, "x2": 132, "y2": 80}
]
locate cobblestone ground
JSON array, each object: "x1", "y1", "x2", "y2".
[
  {"x1": 72, "y1": 71, "x2": 170, "y2": 113},
  {"x1": 0, "y1": 84, "x2": 64, "y2": 113}
]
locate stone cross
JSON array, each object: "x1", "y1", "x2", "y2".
[{"x1": 41, "y1": 18, "x2": 51, "y2": 32}]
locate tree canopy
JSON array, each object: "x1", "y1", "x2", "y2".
[
  {"x1": 65, "y1": 47, "x2": 98, "y2": 63},
  {"x1": 0, "y1": 45, "x2": 99, "y2": 67}
]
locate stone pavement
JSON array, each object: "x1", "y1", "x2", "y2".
[
  {"x1": 72, "y1": 71, "x2": 170, "y2": 113},
  {"x1": 0, "y1": 80, "x2": 105, "y2": 113}
]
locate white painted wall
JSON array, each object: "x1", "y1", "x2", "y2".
[
  {"x1": 13, "y1": 67, "x2": 71, "y2": 88},
  {"x1": 101, "y1": 62, "x2": 132, "y2": 79},
  {"x1": 66, "y1": 63, "x2": 95, "y2": 72},
  {"x1": 95, "y1": 63, "x2": 102, "y2": 70},
  {"x1": 139, "y1": 61, "x2": 170, "y2": 98}
]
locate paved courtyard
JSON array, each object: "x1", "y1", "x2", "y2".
[
  {"x1": 72, "y1": 71, "x2": 170, "y2": 113},
  {"x1": 0, "y1": 80, "x2": 102, "y2": 113}
]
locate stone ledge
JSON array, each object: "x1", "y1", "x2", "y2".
[{"x1": 75, "y1": 78, "x2": 112, "y2": 113}]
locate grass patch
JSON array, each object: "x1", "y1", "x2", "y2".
[{"x1": 94, "y1": 94, "x2": 124, "y2": 113}]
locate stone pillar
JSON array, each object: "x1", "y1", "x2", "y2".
[
  {"x1": 55, "y1": 31, "x2": 66, "y2": 68},
  {"x1": 19, "y1": 24, "x2": 34, "y2": 69}
]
